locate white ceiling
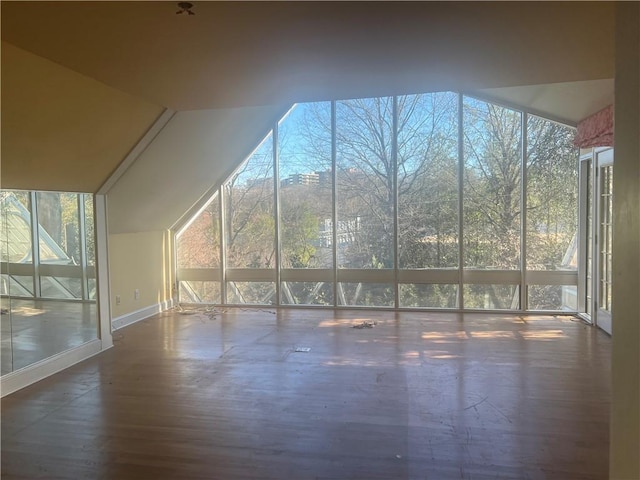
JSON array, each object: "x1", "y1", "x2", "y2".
[{"x1": 476, "y1": 79, "x2": 614, "y2": 126}]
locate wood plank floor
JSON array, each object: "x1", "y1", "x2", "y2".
[{"x1": 1, "y1": 308, "x2": 611, "y2": 479}]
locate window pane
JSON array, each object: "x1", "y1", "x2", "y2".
[
  {"x1": 1, "y1": 191, "x2": 33, "y2": 264},
  {"x1": 224, "y1": 135, "x2": 275, "y2": 269},
  {"x1": 338, "y1": 283, "x2": 394, "y2": 307},
  {"x1": 177, "y1": 195, "x2": 220, "y2": 269},
  {"x1": 336, "y1": 97, "x2": 394, "y2": 269},
  {"x1": 526, "y1": 116, "x2": 578, "y2": 270},
  {"x1": 227, "y1": 282, "x2": 275, "y2": 304},
  {"x1": 528, "y1": 285, "x2": 577, "y2": 311},
  {"x1": 87, "y1": 278, "x2": 97, "y2": 301},
  {"x1": 84, "y1": 195, "x2": 95, "y2": 267},
  {"x1": 399, "y1": 284, "x2": 458, "y2": 308},
  {"x1": 179, "y1": 281, "x2": 221, "y2": 303},
  {"x1": 398, "y1": 92, "x2": 459, "y2": 269},
  {"x1": 464, "y1": 285, "x2": 520, "y2": 310},
  {"x1": 280, "y1": 282, "x2": 333, "y2": 305},
  {"x1": 279, "y1": 103, "x2": 333, "y2": 269},
  {"x1": 40, "y1": 276, "x2": 82, "y2": 299},
  {"x1": 1, "y1": 274, "x2": 33, "y2": 296},
  {"x1": 36, "y1": 192, "x2": 79, "y2": 265},
  {"x1": 463, "y1": 98, "x2": 521, "y2": 269}
]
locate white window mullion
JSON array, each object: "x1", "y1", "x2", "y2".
[
  {"x1": 331, "y1": 101, "x2": 338, "y2": 307},
  {"x1": 520, "y1": 112, "x2": 528, "y2": 311},
  {"x1": 219, "y1": 186, "x2": 228, "y2": 304},
  {"x1": 273, "y1": 123, "x2": 281, "y2": 306},
  {"x1": 457, "y1": 93, "x2": 465, "y2": 310},
  {"x1": 78, "y1": 194, "x2": 89, "y2": 300},
  {"x1": 392, "y1": 95, "x2": 399, "y2": 309},
  {"x1": 30, "y1": 191, "x2": 41, "y2": 298}
]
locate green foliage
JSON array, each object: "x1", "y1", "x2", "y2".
[{"x1": 177, "y1": 93, "x2": 578, "y2": 309}]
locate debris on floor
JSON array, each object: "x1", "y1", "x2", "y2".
[
  {"x1": 294, "y1": 347, "x2": 311, "y2": 352},
  {"x1": 352, "y1": 321, "x2": 376, "y2": 329},
  {"x1": 172, "y1": 305, "x2": 220, "y2": 320}
]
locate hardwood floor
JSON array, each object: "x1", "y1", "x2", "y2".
[{"x1": 1, "y1": 308, "x2": 611, "y2": 479}]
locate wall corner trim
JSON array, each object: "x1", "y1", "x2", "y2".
[{"x1": 98, "y1": 108, "x2": 175, "y2": 195}]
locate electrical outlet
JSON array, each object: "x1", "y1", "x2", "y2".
[
  {"x1": 134, "y1": 289, "x2": 140, "y2": 300},
  {"x1": 115, "y1": 295, "x2": 121, "y2": 305}
]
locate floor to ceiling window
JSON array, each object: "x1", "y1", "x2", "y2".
[
  {"x1": 176, "y1": 91, "x2": 579, "y2": 312},
  {"x1": 278, "y1": 102, "x2": 334, "y2": 306},
  {"x1": 397, "y1": 92, "x2": 459, "y2": 308}
]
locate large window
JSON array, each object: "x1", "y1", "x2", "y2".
[
  {"x1": 335, "y1": 97, "x2": 395, "y2": 306},
  {"x1": 176, "y1": 92, "x2": 578, "y2": 312},
  {"x1": 224, "y1": 134, "x2": 276, "y2": 304},
  {"x1": 526, "y1": 115, "x2": 579, "y2": 310},
  {"x1": 176, "y1": 195, "x2": 221, "y2": 303},
  {"x1": 397, "y1": 93, "x2": 459, "y2": 308},
  {"x1": 278, "y1": 102, "x2": 334, "y2": 305},
  {"x1": 463, "y1": 98, "x2": 522, "y2": 271}
]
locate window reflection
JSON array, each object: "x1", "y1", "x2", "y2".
[{"x1": 1, "y1": 190, "x2": 98, "y2": 376}]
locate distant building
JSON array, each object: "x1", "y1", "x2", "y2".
[
  {"x1": 281, "y1": 170, "x2": 332, "y2": 188},
  {"x1": 281, "y1": 172, "x2": 319, "y2": 187}
]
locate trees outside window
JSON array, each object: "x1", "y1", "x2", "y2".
[
  {"x1": 176, "y1": 196, "x2": 221, "y2": 303},
  {"x1": 463, "y1": 98, "x2": 522, "y2": 271},
  {"x1": 176, "y1": 92, "x2": 578, "y2": 311},
  {"x1": 397, "y1": 92, "x2": 459, "y2": 270},
  {"x1": 225, "y1": 135, "x2": 275, "y2": 270},
  {"x1": 526, "y1": 115, "x2": 578, "y2": 310}
]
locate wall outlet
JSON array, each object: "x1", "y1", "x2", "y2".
[
  {"x1": 134, "y1": 289, "x2": 140, "y2": 300},
  {"x1": 115, "y1": 295, "x2": 121, "y2": 305}
]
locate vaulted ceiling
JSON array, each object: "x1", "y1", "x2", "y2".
[
  {"x1": 2, "y1": 1, "x2": 614, "y2": 110},
  {"x1": 1, "y1": 1, "x2": 616, "y2": 232}
]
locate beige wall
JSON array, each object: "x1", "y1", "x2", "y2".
[
  {"x1": 1, "y1": 2, "x2": 615, "y2": 111},
  {"x1": 108, "y1": 230, "x2": 173, "y2": 319},
  {"x1": 107, "y1": 105, "x2": 287, "y2": 234},
  {"x1": 610, "y1": 3, "x2": 640, "y2": 478},
  {"x1": 0, "y1": 42, "x2": 163, "y2": 193}
]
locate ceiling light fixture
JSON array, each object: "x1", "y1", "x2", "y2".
[{"x1": 176, "y1": 2, "x2": 195, "y2": 15}]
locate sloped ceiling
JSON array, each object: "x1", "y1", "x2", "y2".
[
  {"x1": 106, "y1": 105, "x2": 288, "y2": 234},
  {"x1": 2, "y1": 1, "x2": 615, "y2": 110},
  {"x1": 1, "y1": 1, "x2": 616, "y2": 232},
  {"x1": 476, "y1": 79, "x2": 615, "y2": 126},
  {"x1": 1, "y1": 42, "x2": 164, "y2": 192}
]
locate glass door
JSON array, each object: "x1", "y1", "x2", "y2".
[
  {"x1": 579, "y1": 148, "x2": 613, "y2": 334},
  {"x1": 595, "y1": 154, "x2": 613, "y2": 334}
]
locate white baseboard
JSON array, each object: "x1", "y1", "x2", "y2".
[
  {"x1": 111, "y1": 299, "x2": 174, "y2": 331},
  {"x1": 1, "y1": 339, "x2": 105, "y2": 397}
]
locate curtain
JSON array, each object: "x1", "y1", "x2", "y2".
[{"x1": 573, "y1": 104, "x2": 614, "y2": 148}]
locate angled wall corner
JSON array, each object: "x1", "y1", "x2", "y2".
[
  {"x1": 106, "y1": 104, "x2": 289, "y2": 235},
  {"x1": 0, "y1": 41, "x2": 164, "y2": 193}
]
